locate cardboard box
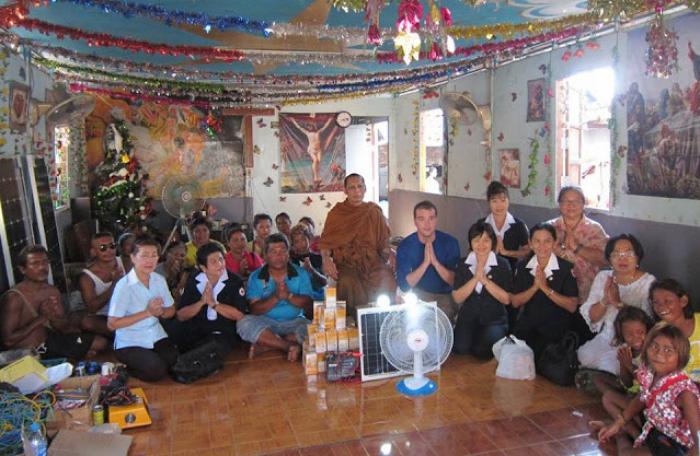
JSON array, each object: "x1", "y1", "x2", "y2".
[
  {"x1": 48, "y1": 429, "x2": 132, "y2": 456},
  {"x1": 337, "y1": 329, "x2": 349, "y2": 352},
  {"x1": 325, "y1": 330, "x2": 338, "y2": 353},
  {"x1": 323, "y1": 307, "x2": 335, "y2": 330},
  {"x1": 52, "y1": 375, "x2": 101, "y2": 430},
  {"x1": 317, "y1": 353, "x2": 326, "y2": 373},
  {"x1": 325, "y1": 287, "x2": 337, "y2": 308},
  {"x1": 315, "y1": 333, "x2": 327, "y2": 354},
  {"x1": 335, "y1": 302, "x2": 346, "y2": 330},
  {"x1": 307, "y1": 324, "x2": 319, "y2": 347},
  {"x1": 313, "y1": 301, "x2": 324, "y2": 323},
  {"x1": 348, "y1": 328, "x2": 359, "y2": 350}
]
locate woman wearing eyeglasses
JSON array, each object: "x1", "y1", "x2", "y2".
[
  {"x1": 78, "y1": 232, "x2": 125, "y2": 336},
  {"x1": 549, "y1": 186, "x2": 609, "y2": 304},
  {"x1": 577, "y1": 234, "x2": 656, "y2": 374}
]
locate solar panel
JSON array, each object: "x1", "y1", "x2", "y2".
[{"x1": 357, "y1": 305, "x2": 402, "y2": 382}]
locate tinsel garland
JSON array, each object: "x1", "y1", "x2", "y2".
[
  {"x1": 411, "y1": 97, "x2": 420, "y2": 175},
  {"x1": 448, "y1": 13, "x2": 598, "y2": 40},
  {"x1": 521, "y1": 137, "x2": 540, "y2": 197},
  {"x1": 50, "y1": 0, "x2": 271, "y2": 36},
  {"x1": 92, "y1": 119, "x2": 152, "y2": 232},
  {"x1": 0, "y1": 6, "x2": 245, "y2": 61},
  {"x1": 377, "y1": 27, "x2": 584, "y2": 63},
  {"x1": 609, "y1": 40, "x2": 622, "y2": 206},
  {"x1": 0, "y1": 48, "x2": 9, "y2": 151}
]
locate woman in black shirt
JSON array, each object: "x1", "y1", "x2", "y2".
[
  {"x1": 452, "y1": 221, "x2": 512, "y2": 359},
  {"x1": 511, "y1": 223, "x2": 578, "y2": 359}
]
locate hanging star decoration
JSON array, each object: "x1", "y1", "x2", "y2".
[
  {"x1": 263, "y1": 177, "x2": 274, "y2": 186},
  {"x1": 303, "y1": 196, "x2": 313, "y2": 206}
]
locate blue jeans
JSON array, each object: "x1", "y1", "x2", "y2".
[{"x1": 237, "y1": 315, "x2": 309, "y2": 345}]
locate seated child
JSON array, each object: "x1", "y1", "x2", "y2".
[
  {"x1": 598, "y1": 323, "x2": 700, "y2": 455},
  {"x1": 592, "y1": 307, "x2": 653, "y2": 426}
]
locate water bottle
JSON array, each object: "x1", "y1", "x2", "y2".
[{"x1": 21, "y1": 422, "x2": 47, "y2": 456}]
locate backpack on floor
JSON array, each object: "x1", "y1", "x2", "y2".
[{"x1": 171, "y1": 340, "x2": 224, "y2": 384}]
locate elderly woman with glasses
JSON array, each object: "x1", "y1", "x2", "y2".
[
  {"x1": 577, "y1": 234, "x2": 656, "y2": 374},
  {"x1": 548, "y1": 185, "x2": 609, "y2": 303}
]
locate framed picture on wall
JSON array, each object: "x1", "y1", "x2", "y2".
[
  {"x1": 9, "y1": 82, "x2": 29, "y2": 132},
  {"x1": 526, "y1": 78, "x2": 545, "y2": 122},
  {"x1": 499, "y1": 148, "x2": 521, "y2": 188}
]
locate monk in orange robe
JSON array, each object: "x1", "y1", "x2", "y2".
[{"x1": 319, "y1": 174, "x2": 396, "y2": 316}]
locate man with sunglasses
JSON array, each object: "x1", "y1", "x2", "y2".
[{"x1": 78, "y1": 232, "x2": 125, "y2": 336}]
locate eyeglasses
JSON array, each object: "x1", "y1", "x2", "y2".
[
  {"x1": 611, "y1": 251, "x2": 636, "y2": 259},
  {"x1": 98, "y1": 243, "x2": 117, "y2": 252}
]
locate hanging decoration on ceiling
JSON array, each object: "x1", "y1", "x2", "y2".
[
  {"x1": 394, "y1": 0, "x2": 423, "y2": 64},
  {"x1": 50, "y1": 0, "x2": 271, "y2": 36},
  {"x1": 0, "y1": 6, "x2": 246, "y2": 62},
  {"x1": 411, "y1": 97, "x2": 420, "y2": 175},
  {"x1": 645, "y1": 9, "x2": 679, "y2": 77},
  {"x1": 424, "y1": 0, "x2": 455, "y2": 61},
  {"x1": 365, "y1": 0, "x2": 385, "y2": 45},
  {"x1": 201, "y1": 111, "x2": 223, "y2": 138},
  {"x1": 93, "y1": 120, "x2": 153, "y2": 233}
]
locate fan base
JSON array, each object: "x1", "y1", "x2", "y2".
[{"x1": 396, "y1": 377, "x2": 437, "y2": 397}]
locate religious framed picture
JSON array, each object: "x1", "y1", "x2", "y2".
[
  {"x1": 526, "y1": 78, "x2": 545, "y2": 122},
  {"x1": 279, "y1": 113, "x2": 346, "y2": 193},
  {"x1": 499, "y1": 148, "x2": 521, "y2": 188},
  {"x1": 9, "y1": 82, "x2": 29, "y2": 132}
]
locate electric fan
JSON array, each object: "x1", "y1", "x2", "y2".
[
  {"x1": 161, "y1": 176, "x2": 206, "y2": 248},
  {"x1": 379, "y1": 300, "x2": 453, "y2": 396}
]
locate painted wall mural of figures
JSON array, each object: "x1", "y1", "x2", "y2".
[
  {"x1": 85, "y1": 98, "x2": 245, "y2": 199},
  {"x1": 626, "y1": 14, "x2": 700, "y2": 200},
  {"x1": 279, "y1": 113, "x2": 346, "y2": 193}
]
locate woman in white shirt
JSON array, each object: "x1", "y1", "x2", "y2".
[
  {"x1": 577, "y1": 234, "x2": 655, "y2": 375},
  {"x1": 108, "y1": 236, "x2": 177, "y2": 382}
]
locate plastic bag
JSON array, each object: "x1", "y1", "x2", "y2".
[{"x1": 493, "y1": 336, "x2": 536, "y2": 380}]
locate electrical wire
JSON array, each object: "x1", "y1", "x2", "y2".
[{"x1": 0, "y1": 389, "x2": 55, "y2": 456}]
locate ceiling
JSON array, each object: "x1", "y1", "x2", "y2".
[{"x1": 0, "y1": 0, "x2": 597, "y2": 105}]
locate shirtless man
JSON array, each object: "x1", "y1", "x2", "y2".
[
  {"x1": 0, "y1": 245, "x2": 108, "y2": 359},
  {"x1": 289, "y1": 116, "x2": 335, "y2": 186},
  {"x1": 79, "y1": 232, "x2": 124, "y2": 336}
]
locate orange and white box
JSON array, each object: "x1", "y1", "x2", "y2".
[
  {"x1": 335, "y1": 302, "x2": 346, "y2": 330},
  {"x1": 325, "y1": 330, "x2": 338, "y2": 353},
  {"x1": 348, "y1": 328, "x2": 360, "y2": 350},
  {"x1": 337, "y1": 329, "x2": 349, "y2": 352},
  {"x1": 317, "y1": 353, "x2": 326, "y2": 373},
  {"x1": 323, "y1": 306, "x2": 336, "y2": 330},
  {"x1": 325, "y1": 287, "x2": 337, "y2": 308},
  {"x1": 315, "y1": 332, "x2": 327, "y2": 354},
  {"x1": 313, "y1": 301, "x2": 324, "y2": 323},
  {"x1": 307, "y1": 324, "x2": 319, "y2": 347}
]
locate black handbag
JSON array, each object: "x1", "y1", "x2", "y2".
[
  {"x1": 171, "y1": 340, "x2": 225, "y2": 384},
  {"x1": 536, "y1": 331, "x2": 579, "y2": 386}
]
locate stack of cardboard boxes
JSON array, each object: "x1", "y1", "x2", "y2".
[{"x1": 302, "y1": 287, "x2": 359, "y2": 378}]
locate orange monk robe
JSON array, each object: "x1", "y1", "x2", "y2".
[{"x1": 319, "y1": 200, "x2": 396, "y2": 313}]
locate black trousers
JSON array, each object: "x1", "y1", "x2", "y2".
[{"x1": 115, "y1": 338, "x2": 178, "y2": 382}]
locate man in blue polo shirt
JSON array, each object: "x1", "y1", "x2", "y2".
[
  {"x1": 396, "y1": 200, "x2": 460, "y2": 321},
  {"x1": 237, "y1": 233, "x2": 313, "y2": 362}
]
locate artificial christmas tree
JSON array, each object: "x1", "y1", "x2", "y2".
[{"x1": 92, "y1": 120, "x2": 153, "y2": 234}]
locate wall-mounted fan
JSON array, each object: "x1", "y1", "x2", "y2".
[
  {"x1": 161, "y1": 176, "x2": 206, "y2": 248},
  {"x1": 439, "y1": 91, "x2": 492, "y2": 144},
  {"x1": 379, "y1": 299, "x2": 453, "y2": 396}
]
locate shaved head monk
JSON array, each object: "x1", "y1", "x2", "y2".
[{"x1": 319, "y1": 173, "x2": 396, "y2": 316}]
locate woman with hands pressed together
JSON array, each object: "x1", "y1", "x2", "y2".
[
  {"x1": 108, "y1": 236, "x2": 177, "y2": 382},
  {"x1": 511, "y1": 223, "x2": 579, "y2": 359},
  {"x1": 548, "y1": 186, "x2": 608, "y2": 304},
  {"x1": 452, "y1": 221, "x2": 512, "y2": 359},
  {"x1": 166, "y1": 242, "x2": 246, "y2": 355},
  {"x1": 578, "y1": 234, "x2": 656, "y2": 375}
]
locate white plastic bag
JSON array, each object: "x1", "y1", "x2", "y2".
[{"x1": 493, "y1": 336, "x2": 536, "y2": 380}]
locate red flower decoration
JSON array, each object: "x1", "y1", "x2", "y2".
[
  {"x1": 397, "y1": 0, "x2": 423, "y2": 32},
  {"x1": 440, "y1": 7, "x2": 452, "y2": 27}
]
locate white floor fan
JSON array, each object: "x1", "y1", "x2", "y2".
[
  {"x1": 379, "y1": 297, "x2": 453, "y2": 396},
  {"x1": 161, "y1": 176, "x2": 206, "y2": 249}
]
